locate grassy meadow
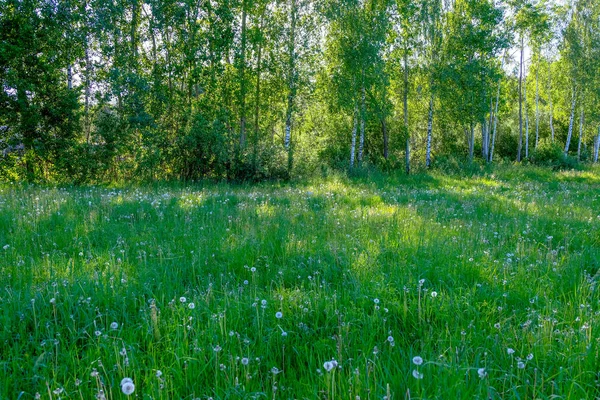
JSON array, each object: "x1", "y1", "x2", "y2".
[{"x1": 0, "y1": 166, "x2": 599, "y2": 399}]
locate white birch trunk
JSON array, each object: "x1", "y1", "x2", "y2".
[
  {"x1": 594, "y1": 126, "x2": 600, "y2": 163},
  {"x1": 284, "y1": 0, "x2": 296, "y2": 152},
  {"x1": 358, "y1": 84, "x2": 366, "y2": 164},
  {"x1": 577, "y1": 107, "x2": 584, "y2": 161},
  {"x1": 549, "y1": 73, "x2": 555, "y2": 142},
  {"x1": 350, "y1": 104, "x2": 358, "y2": 168},
  {"x1": 524, "y1": 74, "x2": 529, "y2": 159},
  {"x1": 85, "y1": 33, "x2": 92, "y2": 144},
  {"x1": 425, "y1": 94, "x2": 434, "y2": 168},
  {"x1": 67, "y1": 65, "x2": 73, "y2": 90},
  {"x1": 490, "y1": 56, "x2": 504, "y2": 163},
  {"x1": 564, "y1": 87, "x2": 576, "y2": 155},
  {"x1": 535, "y1": 66, "x2": 539, "y2": 149}
]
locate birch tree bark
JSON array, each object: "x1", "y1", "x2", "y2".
[
  {"x1": 358, "y1": 82, "x2": 366, "y2": 165},
  {"x1": 524, "y1": 71, "x2": 529, "y2": 159},
  {"x1": 564, "y1": 86, "x2": 576, "y2": 155},
  {"x1": 489, "y1": 55, "x2": 504, "y2": 163},
  {"x1": 425, "y1": 94, "x2": 434, "y2": 168},
  {"x1": 577, "y1": 106, "x2": 583, "y2": 160},
  {"x1": 517, "y1": 35, "x2": 524, "y2": 162},
  {"x1": 403, "y1": 49, "x2": 410, "y2": 174},
  {"x1": 239, "y1": 0, "x2": 248, "y2": 148},
  {"x1": 594, "y1": 126, "x2": 600, "y2": 162},
  {"x1": 535, "y1": 63, "x2": 540, "y2": 149},
  {"x1": 350, "y1": 103, "x2": 358, "y2": 168}
]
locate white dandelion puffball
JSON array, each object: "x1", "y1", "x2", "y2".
[
  {"x1": 120, "y1": 378, "x2": 135, "y2": 395},
  {"x1": 179, "y1": 296, "x2": 186, "y2": 303},
  {"x1": 323, "y1": 359, "x2": 338, "y2": 372},
  {"x1": 188, "y1": 302, "x2": 195, "y2": 309},
  {"x1": 412, "y1": 356, "x2": 423, "y2": 366},
  {"x1": 110, "y1": 322, "x2": 119, "y2": 330},
  {"x1": 412, "y1": 370, "x2": 423, "y2": 379},
  {"x1": 275, "y1": 311, "x2": 283, "y2": 319},
  {"x1": 507, "y1": 348, "x2": 515, "y2": 355},
  {"x1": 241, "y1": 357, "x2": 249, "y2": 365},
  {"x1": 477, "y1": 368, "x2": 487, "y2": 379}
]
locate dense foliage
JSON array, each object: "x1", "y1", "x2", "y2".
[{"x1": 1, "y1": 0, "x2": 599, "y2": 182}]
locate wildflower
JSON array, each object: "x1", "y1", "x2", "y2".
[
  {"x1": 477, "y1": 368, "x2": 487, "y2": 379},
  {"x1": 188, "y1": 302, "x2": 195, "y2": 309},
  {"x1": 110, "y1": 322, "x2": 119, "y2": 330},
  {"x1": 494, "y1": 323, "x2": 501, "y2": 329},
  {"x1": 412, "y1": 356, "x2": 423, "y2": 366},
  {"x1": 517, "y1": 361, "x2": 525, "y2": 369},
  {"x1": 387, "y1": 336, "x2": 394, "y2": 343},
  {"x1": 275, "y1": 311, "x2": 283, "y2": 319},
  {"x1": 120, "y1": 378, "x2": 135, "y2": 395},
  {"x1": 213, "y1": 345, "x2": 222, "y2": 352},
  {"x1": 90, "y1": 369, "x2": 99, "y2": 377},
  {"x1": 412, "y1": 370, "x2": 423, "y2": 379},
  {"x1": 50, "y1": 298, "x2": 56, "y2": 305},
  {"x1": 271, "y1": 367, "x2": 281, "y2": 374},
  {"x1": 241, "y1": 357, "x2": 249, "y2": 365},
  {"x1": 418, "y1": 279, "x2": 425, "y2": 286},
  {"x1": 374, "y1": 298, "x2": 380, "y2": 304},
  {"x1": 323, "y1": 360, "x2": 338, "y2": 372},
  {"x1": 431, "y1": 291, "x2": 438, "y2": 298},
  {"x1": 281, "y1": 331, "x2": 288, "y2": 337},
  {"x1": 507, "y1": 348, "x2": 515, "y2": 355},
  {"x1": 94, "y1": 330, "x2": 102, "y2": 337},
  {"x1": 526, "y1": 353, "x2": 534, "y2": 361},
  {"x1": 179, "y1": 297, "x2": 186, "y2": 303}
]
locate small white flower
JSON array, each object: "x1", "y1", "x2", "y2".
[
  {"x1": 387, "y1": 336, "x2": 394, "y2": 343},
  {"x1": 517, "y1": 361, "x2": 525, "y2": 369},
  {"x1": 188, "y1": 302, "x2": 195, "y2": 309},
  {"x1": 110, "y1": 322, "x2": 119, "y2": 330},
  {"x1": 251, "y1": 267, "x2": 257, "y2": 272},
  {"x1": 412, "y1": 356, "x2": 423, "y2": 366},
  {"x1": 241, "y1": 357, "x2": 249, "y2": 365},
  {"x1": 94, "y1": 330, "x2": 102, "y2": 337},
  {"x1": 156, "y1": 370, "x2": 163, "y2": 378},
  {"x1": 50, "y1": 298, "x2": 56, "y2": 304},
  {"x1": 120, "y1": 377, "x2": 135, "y2": 395},
  {"x1": 494, "y1": 323, "x2": 501, "y2": 329},
  {"x1": 418, "y1": 279, "x2": 425, "y2": 286},
  {"x1": 431, "y1": 291, "x2": 438, "y2": 298},
  {"x1": 507, "y1": 348, "x2": 515, "y2": 355},
  {"x1": 275, "y1": 311, "x2": 283, "y2": 319},
  {"x1": 281, "y1": 331, "x2": 287, "y2": 337},
  {"x1": 271, "y1": 367, "x2": 281, "y2": 374},
  {"x1": 374, "y1": 298, "x2": 380, "y2": 304},
  {"x1": 412, "y1": 370, "x2": 423, "y2": 379},
  {"x1": 179, "y1": 296, "x2": 186, "y2": 303},
  {"x1": 526, "y1": 353, "x2": 534, "y2": 360},
  {"x1": 477, "y1": 368, "x2": 487, "y2": 379}
]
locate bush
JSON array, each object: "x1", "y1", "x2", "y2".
[{"x1": 530, "y1": 139, "x2": 579, "y2": 170}]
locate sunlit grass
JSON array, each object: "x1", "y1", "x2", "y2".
[{"x1": 0, "y1": 166, "x2": 599, "y2": 399}]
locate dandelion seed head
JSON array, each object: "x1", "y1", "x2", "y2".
[
  {"x1": 412, "y1": 356, "x2": 423, "y2": 366},
  {"x1": 120, "y1": 378, "x2": 135, "y2": 395},
  {"x1": 275, "y1": 311, "x2": 283, "y2": 319},
  {"x1": 412, "y1": 370, "x2": 423, "y2": 379},
  {"x1": 110, "y1": 322, "x2": 119, "y2": 330},
  {"x1": 477, "y1": 368, "x2": 487, "y2": 378}
]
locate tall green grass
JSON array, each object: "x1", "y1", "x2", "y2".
[{"x1": 0, "y1": 166, "x2": 599, "y2": 399}]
